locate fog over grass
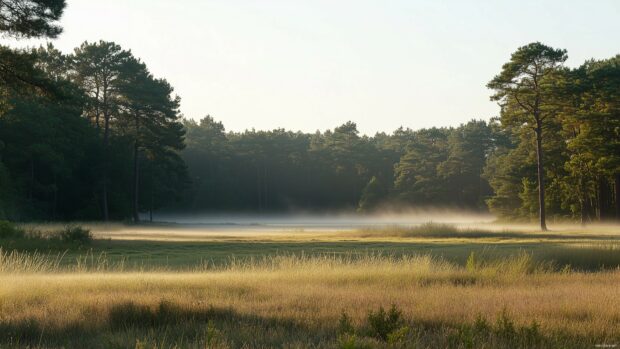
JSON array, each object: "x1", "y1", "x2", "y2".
[{"x1": 131, "y1": 210, "x2": 620, "y2": 235}]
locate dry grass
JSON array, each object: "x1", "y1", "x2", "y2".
[
  {"x1": 3, "y1": 222, "x2": 620, "y2": 347},
  {"x1": 0, "y1": 251, "x2": 619, "y2": 348}
]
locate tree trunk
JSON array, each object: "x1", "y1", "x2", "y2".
[
  {"x1": 597, "y1": 178, "x2": 612, "y2": 221},
  {"x1": 102, "y1": 180, "x2": 109, "y2": 221},
  {"x1": 101, "y1": 84, "x2": 110, "y2": 222},
  {"x1": 615, "y1": 173, "x2": 620, "y2": 221},
  {"x1": 28, "y1": 159, "x2": 34, "y2": 204},
  {"x1": 52, "y1": 174, "x2": 57, "y2": 220},
  {"x1": 535, "y1": 122, "x2": 547, "y2": 231},
  {"x1": 256, "y1": 164, "x2": 262, "y2": 212},
  {"x1": 150, "y1": 171, "x2": 154, "y2": 223},
  {"x1": 263, "y1": 161, "x2": 268, "y2": 209},
  {"x1": 579, "y1": 177, "x2": 587, "y2": 227},
  {"x1": 132, "y1": 140, "x2": 140, "y2": 223},
  {"x1": 94, "y1": 83, "x2": 100, "y2": 129},
  {"x1": 580, "y1": 200, "x2": 587, "y2": 227}
]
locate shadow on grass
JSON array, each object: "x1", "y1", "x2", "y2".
[
  {"x1": 107, "y1": 300, "x2": 298, "y2": 331},
  {"x1": 0, "y1": 301, "x2": 305, "y2": 348},
  {"x1": 0, "y1": 301, "x2": 614, "y2": 348}
]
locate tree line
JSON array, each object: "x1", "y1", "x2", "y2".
[
  {"x1": 181, "y1": 117, "x2": 494, "y2": 213},
  {"x1": 0, "y1": 1, "x2": 618, "y2": 226}
]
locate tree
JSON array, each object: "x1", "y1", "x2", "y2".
[
  {"x1": 393, "y1": 128, "x2": 450, "y2": 205},
  {"x1": 72, "y1": 41, "x2": 132, "y2": 220},
  {"x1": 0, "y1": 86, "x2": 95, "y2": 220},
  {"x1": 562, "y1": 57, "x2": 620, "y2": 221},
  {"x1": 116, "y1": 58, "x2": 185, "y2": 221},
  {"x1": 0, "y1": 1, "x2": 66, "y2": 99},
  {"x1": 0, "y1": 0, "x2": 66, "y2": 38},
  {"x1": 0, "y1": 46, "x2": 57, "y2": 97},
  {"x1": 437, "y1": 120, "x2": 493, "y2": 209},
  {"x1": 182, "y1": 116, "x2": 229, "y2": 209},
  {"x1": 487, "y1": 42, "x2": 567, "y2": 230}
]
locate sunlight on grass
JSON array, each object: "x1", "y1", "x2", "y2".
[{"x1": 0, "y1": 252, "x2": 619, "y2": 347}]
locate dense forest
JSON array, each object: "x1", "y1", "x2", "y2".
[{"x1": 0, "y1": 1, "x2": 618, "y2": 226}]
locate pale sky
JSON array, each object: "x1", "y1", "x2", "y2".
[{"x1": 3, "y1": 0, "x2": 620, "y2": 134}]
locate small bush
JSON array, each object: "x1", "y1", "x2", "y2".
[
  {"x1": 466, "y1": 252, "x2": 478, "y2": 272},
  {"x1": 0, "y1": 220, "x2": 25, "y2": 239},
  {"x1": 367, "y1": 304, "x2": 404, "y2": 341},
  {"x1": 472, "y1": 314, "x2": 490, "y2": 335},
  {"x1": 520, "y1": 320, "x2": 542, "y2": 345},
  {"x1": 337, "y1": 334, "x2": 373, "y2": 349},
  {"x1": 495, "y1": 308, "x2": 516, "y2": 340},
  {"x1": 338, "y1": 310, "x2": 355, "y2": 335},
  {"x1": 386, "y1": 325, "x2": 409, "y2": 344},
  {"x1": 58, "y1": 225, "x2": 92, "y2": 243}
]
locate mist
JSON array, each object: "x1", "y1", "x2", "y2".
[{"x1": 126, "y1": 209, "x2": 620, "y2": 239}]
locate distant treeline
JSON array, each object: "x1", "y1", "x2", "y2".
[
  {"x1": 182, "y1": 117, "x2": 493, "y2": 213},
  {"x1": 0, "y1": 1, "x2": 618, "y2": 223}
]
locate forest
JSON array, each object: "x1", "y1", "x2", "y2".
[{"x1": 0, "y1": 1, "x2": 618, "y2": 226}]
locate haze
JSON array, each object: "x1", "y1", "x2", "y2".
[{"x1": 1, "y1": 0, "x2": 618, "y2": 134}]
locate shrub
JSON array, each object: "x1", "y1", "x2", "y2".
[
  {"x1": 466, "y1": 252, "x2": 478, "y2": 272},
  {"x1": 338, "y1": 310, "x2": 355, "y2": 335},
  {"x1": 386, "y1": 325, "x2": 409, "y2": 344},
  {"x1": 367, "y1": 304, "x2": 403, "y2": 341},
  {"x1": 58, "y1": 225, "x2": 92, "y2": 243},
  {"x1": 520, "y1": 320, "x2": 542, "y2": 345},
  {"x1": 0, "y1": 220, "x2": 25, "y2": 239},
  {"x1": 495, "y1": 308, "x2": 516, "y2": 340},
  {"x1": 337, "y1": 334, "x2": 373, "y2": 349},
  {"x1": 472, "y1": 313, "x2": 490, "y2": 335}
]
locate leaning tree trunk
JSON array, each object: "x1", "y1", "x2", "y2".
[{"x1": 535, "y1": 121, "x2": 547, "y2": 231}]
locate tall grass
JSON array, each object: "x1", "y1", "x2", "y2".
[
  {"x1": 0, "y1": 247, "x2": 547, "y2": 281},
  {"x1": 0, "y1": 255, "x2": 619, "y2": 348},
  {"x1": 0, "y1": 249, "x2": 129, "y2": 273},
  {"x1": 0, "y1": 248, "x2": 64, "y2": 273},
  {"x1": 355, "y1": 221, "x2": 614, "y2": 239}
]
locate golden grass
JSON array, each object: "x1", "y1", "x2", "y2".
[
  {"x1": 1, "y1": 252, "x2": 619, "y2": 347},
  {"x1": 17, "y1": 221, "x2": 620, "y2": 243},
  {"x1": 3, "y1": 222, "x2": 620, "y2": 347}
]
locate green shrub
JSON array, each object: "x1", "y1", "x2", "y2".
[
  {"x1": 519, "y1": 320, "x2": 542, "y2": 345},
  {"x1": 495, "y1": 308, "x2": 516, "y2": 340},
  {"x1": 0, "y1": 220, "x2": 25, "y2": 239},
  {"x1": 338, "y1": 310, "x2": 355, "y2": 335},
  {"x1": 337, "y1": 334, "x2": 373, "y2": 349},
  {"x1": 472, "y1": 313, "x2": 490, "y2": 335},
  {"x1": 386, "y1": 325, "x2": 409, "y2": 344},
  {"x1": 466, "y1": 252, "x2": 478, "y2": 272},
  {"x1": 58, "y1": 225, "x2": 92, "y2": 243},
  {"x1": 367, "y1": 304, "x2": 403, "y2": 341}
]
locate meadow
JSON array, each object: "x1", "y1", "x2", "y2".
[{"x1": 1, "y1": 221, "x2": 620, "y2": 348}]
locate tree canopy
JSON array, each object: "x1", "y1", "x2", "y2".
[{"x1": 0, "y1": 0, "x2": 66, "y2": 38}]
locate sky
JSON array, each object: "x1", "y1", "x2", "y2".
[{"x1": 3, "y1": 0, "x2": 620, "y2": 134}]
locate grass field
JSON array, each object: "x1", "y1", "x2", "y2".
[{"x1": 1, "y1": 222, "x2": 620, "y2": 348}]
